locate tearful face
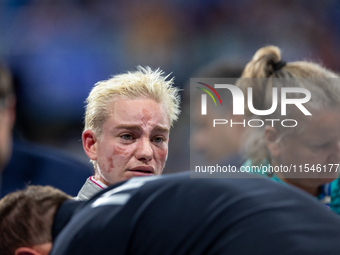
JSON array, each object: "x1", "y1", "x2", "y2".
[{"x1": 94, "y1": 98, "x2": 170, "y2": 185}]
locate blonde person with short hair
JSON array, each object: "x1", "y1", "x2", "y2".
[
  {"x1": 76, "y1": 66, "x2": 181, "y2": 200},
  {"x1": 237, "y1": 45, "x2": 340, "y2": 214}
]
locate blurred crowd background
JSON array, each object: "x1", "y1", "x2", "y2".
[{"x1": 1, "y1": 0, "x2": 340, "y2": 173}]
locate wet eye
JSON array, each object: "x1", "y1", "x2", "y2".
[
  {"x1": 121, "y1": 134, "x2": 133, "y2": 140},
  {"x1": 153, "y1": 137, "x2": 164, "y2": 143}
]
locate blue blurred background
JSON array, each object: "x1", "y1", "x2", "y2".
[{"x1": 1, "y1": 0, "x2": 340, "y2": 173}]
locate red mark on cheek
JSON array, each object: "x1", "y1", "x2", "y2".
[
  {"x1": 141, "y1": 109, "x2": 152, "y2": 127},
  {"x1": 113, "y1": 145, "x2": 129, "y2": 157},
  {"x1": 106, "y1": 157, "x2": 115, "y2": 173}
]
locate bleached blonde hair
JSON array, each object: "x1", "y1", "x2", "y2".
[{"x1": 84, "y1": 66, "x2": 181, "y2": 137}]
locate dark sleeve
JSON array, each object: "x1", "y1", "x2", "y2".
[
  {"x1": 1, "y1": 141, "x2": 93, "y2": 197},
  {"x1": 50, "y1": 172, "x2": 340, "y2": 255},
  {"x1": 52, "y1": 200, "x2": 86, "y2": 240}
]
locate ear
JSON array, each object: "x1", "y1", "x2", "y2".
[
  {"x1": 15, "y1": 247, "x2": 41, "y2": 255},
  {"x1": 82, "y1": 129, "x2": 98, "y2": 160},
  {"x1": 264, "y1": 125, "x2": 281, "y2": 158},
  {"x1": 15, "y1": 242, "x2": 52, "y2": 255}
]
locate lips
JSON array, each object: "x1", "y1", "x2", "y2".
[{"x1": 128, "y1": 166, "x2": 155, "y2": 176}]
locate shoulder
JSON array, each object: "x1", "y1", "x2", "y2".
[
  {"x1": 75, "y1": 177, "x2": 104, "y2": 201},
  {"x1": 11, "y1": 141, "x2": 93, "y2": 174},
  {"x1": 330, "y1": 179, "x2": 340, "y2": 214},
  {"x1": 2, "y1": 140, "x2": 93, "y2": 197},
  {"x1": 52, "y1": 172, "x2": 340, "y2": 255}
]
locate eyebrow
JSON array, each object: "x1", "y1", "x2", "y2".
[
  {"x1": 115, "y1": 124, "x2": 169, "y2": 133},
  {"x1": 153, "y1": 126, "x2": 170, "y2": 133}
]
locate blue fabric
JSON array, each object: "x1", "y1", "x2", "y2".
[{"x1": 1, "y1": 140, "x2": 93, "y2": 197}]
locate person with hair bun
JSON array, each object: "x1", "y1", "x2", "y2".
[{"x1": 237, "y1": 45, "x2": 340, "y2": 214}]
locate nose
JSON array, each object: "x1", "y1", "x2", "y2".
[{"x1": 135, "y1": 137, "x2": 153, "y2": 162}]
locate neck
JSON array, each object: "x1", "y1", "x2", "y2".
[{"x1": 94, "y1": 173, "x2": 110, "y2": 187}]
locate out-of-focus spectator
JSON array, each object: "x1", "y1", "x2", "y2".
[
  {"x1": 0, "y1": 63, "x2": 93, "y2": 198},
  {"x1": 237, "y1": 45, "x2": 340, "y2": 214}
]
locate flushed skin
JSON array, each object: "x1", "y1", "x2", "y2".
[{"x1": 82, "y1": 98, "x2": 170, "y2": 185}]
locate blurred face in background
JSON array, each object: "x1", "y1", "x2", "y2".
[
  {"x1": 191, "y1": 110, "x2": 244, "y2": 164},
  {"x1": 83, "y1": 97, "x2": 170, "y2": 185},
  {"x1": 0, "y1": 97, "x2": 15, "y2": 171},
  {"x1": 190, "y1": 94, "x2": 245, "y2": 165},
  {"x1": 267, "y1": 110, "x2": 340, "y2": 192}
]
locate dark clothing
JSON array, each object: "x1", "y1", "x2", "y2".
[
  {"x1": 51, "y1": 172, "x2": 340, "y2": 255},
  {"x1": 1, "y1": 141, "x2": 93, "y2": 197}
]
